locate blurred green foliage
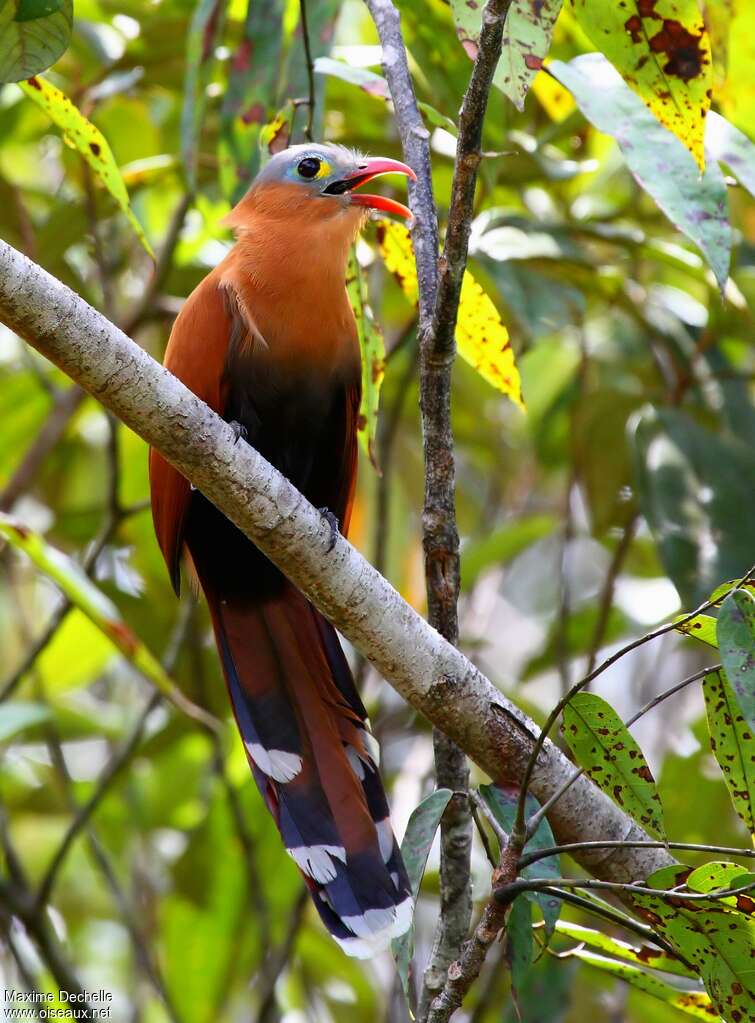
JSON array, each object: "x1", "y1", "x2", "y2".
[{"x1": 0, "y1": 0, "x2": 754, "y2": 1021}]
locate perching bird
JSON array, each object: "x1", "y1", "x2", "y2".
[{"x1": 149, "y1": 144, "x2": 416, "y2": 956}]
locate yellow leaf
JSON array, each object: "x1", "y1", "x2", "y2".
[
  {"x1": 19, "y1": 76, "x2": 153, "y2": 257},
  {"x1": 375, "y1": 221, "x2": 524, "y2": 410},
  {"x1": 571, "y1": 0, "x2": 713, "y2": 172},
  {"x1": 532, "y1": 70, "x2": 576, "y2": 122}
]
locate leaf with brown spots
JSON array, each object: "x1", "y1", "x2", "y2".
[
  {"x1": 375, "y1": 220, "x2": 524, "y2": 409},
  {"x1": 687, "y1": 862, "x2": 755, "y2": 911},
  {"x1": 18, "y1": 76, "x2": 153, "y2": 256},
  {"x1": 718, "y1": 590, "x2": 755, "y2": 733},
  {"x1": 564, "y1": 947, "x2": 718, "y2": 1019},
  {"x1": 562, "y1": 692, "x2": 666, "y2": 839},
  {"x1": 450, "y1": 0, "x2": 564, "y2": 110},
  {"x1": 570, "y1": 0, "x2": 712, "y2": 171},
  {"x1": 552, "y1": 919, "x2": 696, "y2": 978},
  {"x1": 346, "y1": 247, "x2": 386, "y2": 472},
  {"x1": 633, "y1": 864, "x2": 755, "y2": 1023},
  {"x1": 0, "y1": 0, "x2": 72, "y2": 84},
  {"x1": 704, "y1": 669, "x2": 755, "y2": 839}
]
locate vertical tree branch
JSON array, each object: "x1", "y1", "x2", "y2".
[{"x1": 298, "y1": 0, "x2": 316, "y2": 142}]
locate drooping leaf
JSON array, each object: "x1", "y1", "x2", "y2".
[
  {"x1": 706, "y1": 111, "x2": 755, "y2": 198},
  {"x1": 449, "y1": 0, "x2": 563, "y2": 111},
  {"x1": 0, "y1": 0, "x2": 72, "y2": 84},
  {"x1": 561, "y1": 692, "x2": 665, "y2": 839},
  {"x1": 567, "y1": 949, "x2": 716, "y2": 1020},
  {"x1": 0, "y1": 514, "x2": 207, "y2": 725},
  {"x1": 478, "y1": 784, "x2": 561, "y2": 938},
  {"x1": 181, "y1": 0, "x2": 228, "y2": 189},
  {"x1": 346, "y1": 248, "x2": 386, "y2": 471},
  {"x1": 633, "y1": 864, "x2": 755, "y2": 1022},
  {"x1": 391, "y1": 788, "x2": 453, "y2": 995},
  {"x1": 703, "y1": 671, "x2": 755, "y2": 840},
  {"x1": 0, "y1": 701, "x2": 51, "y2": 742},
  {"x1": 549, "y1": 54, "x2": 730, "y2": 289},
  {"x1": 375, "y1": 220, "x2": 524, "y2": 409},
  {"x1": 506, "y1": 895, "x2": 533, "y2": 992},
  {"x1": 717, "y1": 590, "x2": 755, "y2": 732},
  {"x1": 314, "y1": 56, "x2": 390, "y2": 100},
  {"x1": 551, "y1": 920, "x2": 696, "y2": 978},
  {"x1": 18, "y1": 76, "x2": 153, "y2": 257},
  {"x1": 570, "y1": 0, "x2": 712, "y2": 171},
  {"x1": 630, "y1": 408, "x2": 755, "y2": 606}
]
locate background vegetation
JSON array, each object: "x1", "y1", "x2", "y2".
[{"x1": 0, "y1": 1, "x2": 754, "y2": 1021}]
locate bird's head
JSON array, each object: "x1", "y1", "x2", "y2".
[{"x1": 230, "y1": 143, "x2": 416, "y2": 228}]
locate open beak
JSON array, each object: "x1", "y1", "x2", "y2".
[{"x1": 322, "y1": 157, "x2": 416, "y2": 219}]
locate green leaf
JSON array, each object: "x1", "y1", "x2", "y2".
[
  {"x1": 18, "y1": 76, "x2": 153, "y2": 257},
  {"x1": 552, "y1": 920, "x2": 696, "y2": 978},
  {"x1": 0, "y1": 514, "x2": 206, "y2": 724},
  {"x1": 633, "y1": 864, "x2": 755, "y2": 1022},
  {"x1": 630, "y1": 408, "x2": 755, "y2": 606},
  {"x1": 716, "y1": 0, "x2": 755, "y2": 141},
  {"x1": 0, "y1": 0, "x2": 71, "y2": 83},
  {"x1": 562, "y1": 693, "x2": 665, "y2": 839},
  {"x1": 181, "y1": 0, "x2": 228, "y2": 189},
  {"x1": 703, "y1": 671, "x2": 755, "y2": 839},
  {"x1": 507, "y1": 895, "x2": 533, "y2": 992},
  {"x1": 568, "y1": 949, "x2": 716, "y2": 1020},
  {"x1": 314, "y1": 57, "x2": 390, "y2": 100},
  {"x1": 674, "y1": 613, "x2": 718, "y2": 648},
  {"x1": 0, "y1": 701, "x2": 51, "y2": 742},
  {"x1": 686, "y1": 861, "x2": 755, "y2": 908},
  {"x1": 391, "y1": 788, "x2": 453, "y2": 996},
  {"x1": 717, "y1": 591, "x2": 755, "y2": 733},
  {"x1": 706, "y1": 111, "x2": 755, "y2": 198},
  {"x1": 479, "y1": 784, "x2": 561, "y2": 938},
  {"x1": 570, "y1": 0, "x2": 712, "y2": 171},
  {"x1": 449, "y1": 0, "x2": 563, "y2": 112},
  {"x1": 346, "y1": 248, "x2": 385, "y2": 471},
  {"x1": 549, "y1": 54, "x2": 730, "y2": 289}
]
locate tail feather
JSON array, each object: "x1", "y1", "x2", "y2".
[{"x1": 202, "y1": 575, "x2": 412, "y2": 957}]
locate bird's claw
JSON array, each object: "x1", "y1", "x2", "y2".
[
  {"x1": 229, "y1": 420, "x2": 248, "y2": 445},
  {"x1": 318, "y1": 507, "x2": 340, "y2": 553}
]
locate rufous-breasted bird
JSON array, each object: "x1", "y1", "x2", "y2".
[{"x1": 149, "y1": 144, "x2": 416, "y2": 956}]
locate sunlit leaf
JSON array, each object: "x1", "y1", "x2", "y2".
[
  {"x1": 552, "y1": 920, "x2": 696, "y2": 978},
  {"x1": 531, "y1": 70, "x2": 575, "y2": 121},
  {"x1": 314, "y1": 56, "x2": 390, "y2": 100},
  {"x1": 703, "y1": 670, "x2": 755, "y2": 840},
  {"x1": 0, "y1": 701, "x2": 50, "y2": 742},
  {"x1": 258, "y1": 102, "x2": 294, "y2": 164},
  {"x1": 0, "y1": 0, "x2": 72, "y2": 84},
  {"x1": 716, "y1": 0, "x2": 755, "y2": 141},
  {"x1": 717, "y1": 590, "x2": 755, "y2": 732},
  {"x1": 567, "y1": 949, "x2": 716, "y2": 1020},
  {"x1": 346, "y1": 248, "x2": 385, "y2": 471},
  {"x1": 562, "y1": 692, "x2": 665, "y2": 839},
  {"x1": 570, "y1": 0, "x2": 712, "y2": 171},
  {"x1": 0, "y1": 513, "x2": 210, "y2": 726},
  {"x1": 449, "y1": 0, "x2": 563, "y2": 111},
  {"x1": 375, "y1": 220, "x2": 524, "y2": 409},
  {"x1": 391, "y1": 788, "x2": 453, "y2": 996},
  {"x1": 549, "y1": 54, "x2": 730, "y2": 289},
  {"x1": 686, "y1": 861, "x2": 755, "y2": 909},
  {"x1": 674, "y1": 613, "x2": 718, "y2": 648},
  {"x1": 18, "y1": 76, "x2": 153, "y2": 256}
]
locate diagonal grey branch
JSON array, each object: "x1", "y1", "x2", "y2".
[{"x1": 0, "y1": 237, "x2": 674, "y2": 890}]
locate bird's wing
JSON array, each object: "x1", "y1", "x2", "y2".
[{"x1": 149, "y1": 274, "x2": 239, "y2": 592}]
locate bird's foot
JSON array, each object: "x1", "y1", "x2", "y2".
[
  {"x1": 318, "y1": 507, "x2": 340, "y2": 553},
  {"x1": 228, "y1": 420, "x2": 248, "y2": 445}
]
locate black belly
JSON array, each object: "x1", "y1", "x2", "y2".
[{"x1": 185, "y1": 352, "x2": 356, "y2": 601}]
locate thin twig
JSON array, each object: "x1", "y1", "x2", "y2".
[
  {"x1": 298, "y1": 0, "x2": 316, "y2": 142},
  {"x1": 519, "y1": 839, "x2": 755, "y2": 871},
  {"x1": 514, "y1": 565, "x2": 755, "y2": 840},
  {"x1": 496, "y1": 876, "x2": 755, "y2": 904}
]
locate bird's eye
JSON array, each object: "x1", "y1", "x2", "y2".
[{"x1": 297, "y1": 157, "x2": 321, "y2": 179}]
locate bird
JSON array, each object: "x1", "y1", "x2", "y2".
[{"x1": 149, "y1": 143, "x2": 416, "y2": 957}]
